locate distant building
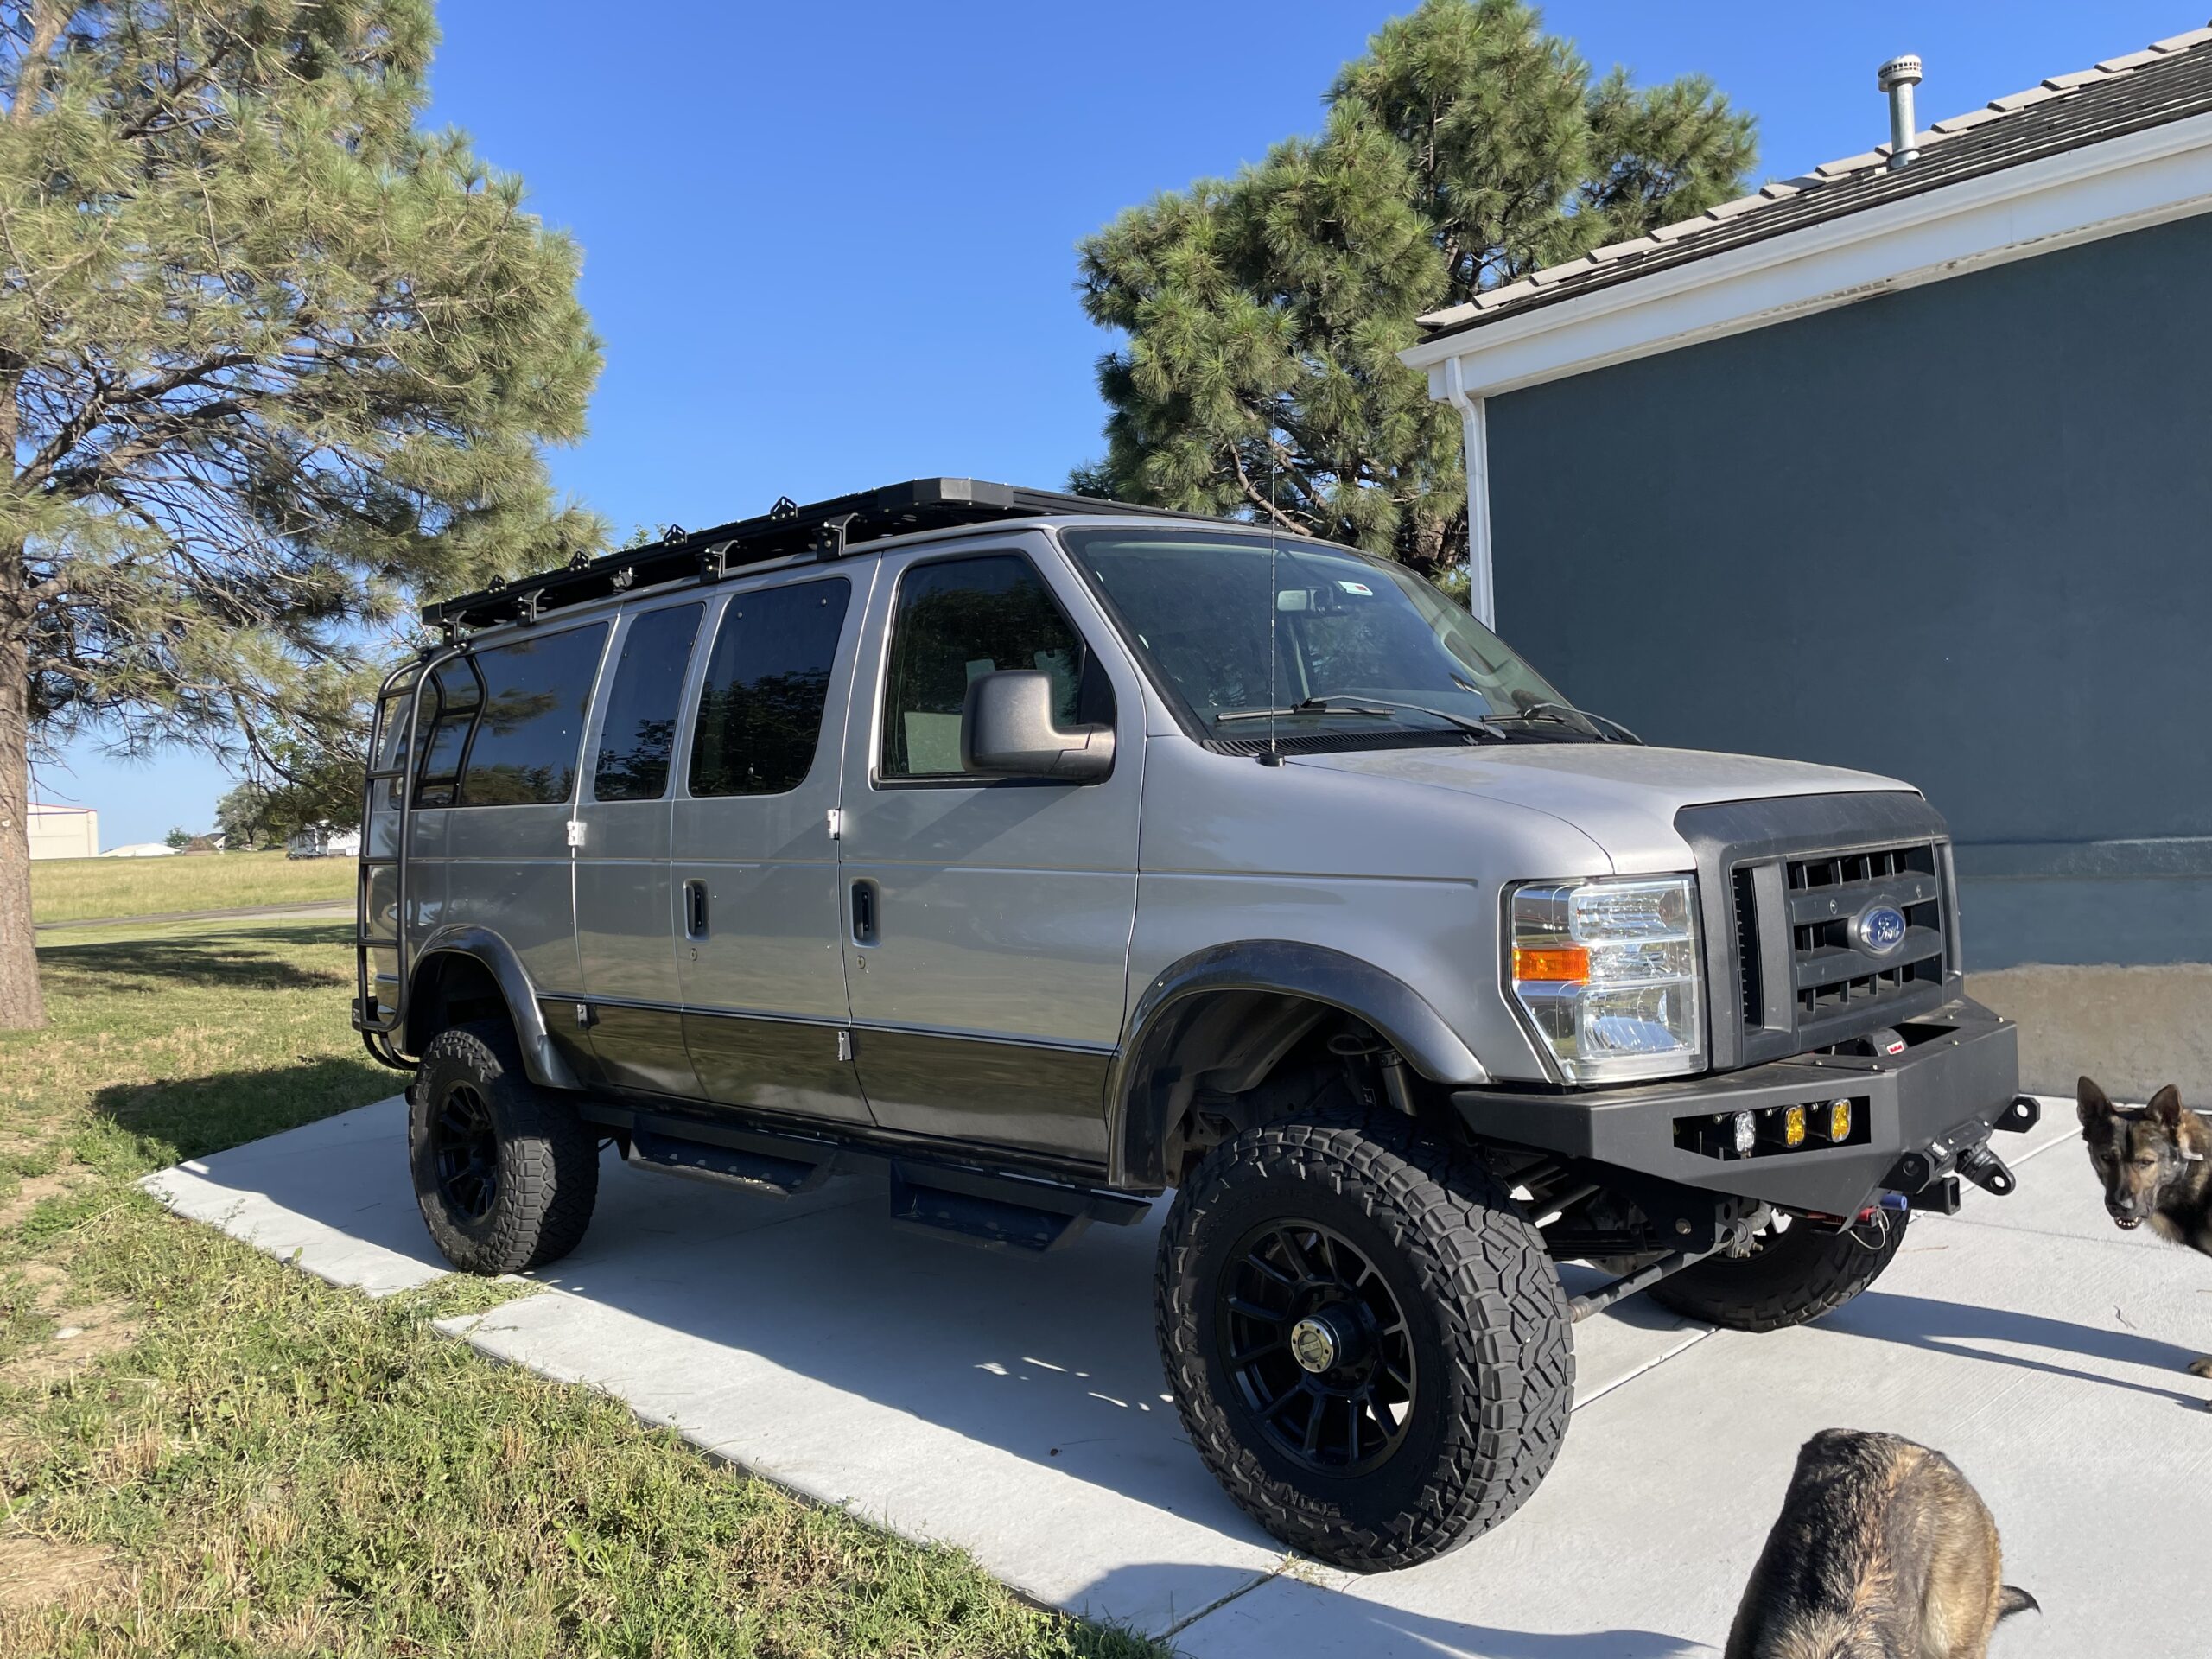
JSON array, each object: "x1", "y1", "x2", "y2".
[
  {"x1": 27, "y1": 803, "x2": 98, "y2": 861},
  {"x1": 99, "y1": 842, "x2": 177, "y2": 859},
  {"x1": 286, "y1": 823, "x2": 361, "y2": 859}
]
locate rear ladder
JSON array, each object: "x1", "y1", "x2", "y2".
[{"x1": 353, "y1": 651, "x2": 446, "y2": 1071}]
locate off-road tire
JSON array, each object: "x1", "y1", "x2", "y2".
[
  {"x1": 1155, "y1": 1111, "x2": 1573, "y2": 1573},
  {"x1": 1646, "y1": 1209, "x2": 1908, "y2": 1332},
  {"x1": 408, "y1": 1021, "x2": 598, "y2": 1274}
]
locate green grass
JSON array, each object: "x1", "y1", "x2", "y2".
[
  {"x1": 0, "y1": 918, "x2": 1160, "y2": 1657},
  {"x1": 29, "y1": 848, "x2": 353, "y2": 924}
]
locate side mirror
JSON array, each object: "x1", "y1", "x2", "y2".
[{"x1": 961, "y1": 670, "x2": 1115, "y2": 783}]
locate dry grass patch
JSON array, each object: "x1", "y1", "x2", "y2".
[{"x1": 0, "y1": 1531, "x2": 121, "y2": 1615}]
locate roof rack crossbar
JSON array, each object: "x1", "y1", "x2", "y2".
[{"x1": 420, "y1": 477, "x2": 1203, "y2": 632}]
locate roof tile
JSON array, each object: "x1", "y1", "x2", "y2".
[
  {"x1": 1703, "y1": 193, "x2": 1768, "y2": 220},
  {"x1": 1929, "y1": 105, "x2": 2005, "y2": 134},
  {"x1": 2043, "y1": 68, "x2": 2108, "y2": 91},
  {"x1": 2151, "y1": 26, "x2": 2212, "y2": 53},
  {"x1": 1815, "y1": 148, "x2": 1887, "y2": 177},
  {"x1": 1989, "y1": 84, "x2": 2063, "y2": 111},
  {"x1": 2096, "y1": 48, "x2": 2166, "y2": 72}
]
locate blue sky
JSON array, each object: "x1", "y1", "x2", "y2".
[{"x1": 41, "y1": 0, "x2": 2198, "y2": 847}]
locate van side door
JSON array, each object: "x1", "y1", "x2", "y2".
[
  {"x1": 672, "y1": 569, "x2": 874, "y2": 1125},
  {"x1": 574, "y1": 598, "x2": 707, "y2": 1096},
  {"x1": 837, "y1": 534, "x2": 1142, "y2": 1166}
]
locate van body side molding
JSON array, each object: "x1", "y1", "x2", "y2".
[
  {"x1": 1108, "y1": 939, "x2": 1490, "y2": 1190},
  {"x1": 409, "y1": 925, "x2": 582, "y2": 1093}
]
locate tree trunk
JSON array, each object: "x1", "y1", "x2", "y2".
[{"x1": 0, "y1": 584, "x2": 44, "y2": 1030}]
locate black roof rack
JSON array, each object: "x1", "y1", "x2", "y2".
[{"x1": 421, "y1": 478, "x2": 1206, "y2": 632}]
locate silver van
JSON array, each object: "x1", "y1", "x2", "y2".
[{"x1": 354, "y1": 479, "x2": 2034, "y2": 1571}]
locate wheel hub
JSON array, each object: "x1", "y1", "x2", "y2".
[{"x1": 1288, "y1": 1313, "x2": 1340, "y2": 1374}]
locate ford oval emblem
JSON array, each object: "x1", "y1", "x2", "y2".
[{"x1": 1855, "y1": 905, "x2": 1908, "y2": 956}]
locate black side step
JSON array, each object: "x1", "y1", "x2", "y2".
[
  {"x1": 625, "y1": 1125, "x2": 840, "y2": 1197},
  {"x1": 586, "y1": 1100, "x2": 1151, "y2": 1252},
  {"x1": 889, "y1": 1160, "x2": 1151, "y2": 1254}
]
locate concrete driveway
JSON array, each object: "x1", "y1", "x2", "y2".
[{"x1": 145, "y1": 1095, "x2": 2207, "y2": 1655}]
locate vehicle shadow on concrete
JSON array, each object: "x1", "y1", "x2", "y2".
[
  {"x1": 1823, "y1": 1288, "x2": 2206, "y2": 1407},
  {"x1": 1074, "y1": 1563, "x2": 1714, "y2": 1657}
]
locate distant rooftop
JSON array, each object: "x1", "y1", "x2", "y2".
[{"x1": 1415, "y1": 24, "x2": 2212, "y2": 343}]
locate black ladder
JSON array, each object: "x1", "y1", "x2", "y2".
[{"x1": 353, "y1": 650, "x2": 444, "y2": 1071}]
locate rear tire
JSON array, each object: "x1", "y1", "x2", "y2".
[
  {"x1": 408, "y1": 1021, "x2": 599, "y2": 1274},
  {"x1": 1645, "y1": 1208, "x2": 1907, "y2": 1332},
  {"x1": 1155, "y1": 1110, "x2": 1573, "y2": 1572}
]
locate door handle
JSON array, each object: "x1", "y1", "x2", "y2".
[
  {"x1": 850, "y1": 880, "x2": 878, "y2": 946},
  {"x1": 683, "y1": 879, "x2": 709, "y2": 940}
]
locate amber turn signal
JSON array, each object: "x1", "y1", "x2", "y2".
[{"x1": 1512, "y1": 944, "x2": 1591, "y2": 983}]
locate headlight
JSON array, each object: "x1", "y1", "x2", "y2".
[{"x1": 1508, "y1": 875, "x2": 1704, "y2": 1084}]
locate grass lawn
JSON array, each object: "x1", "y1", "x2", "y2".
[
  {"x1": 29, "y1": 849, "x2": 353, "y2": 925},
  {"x1": 0, "y1": 917, "x2": 1158, "y2": 1657}
]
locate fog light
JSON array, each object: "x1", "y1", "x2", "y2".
[
  {"x1": 1731, "y1": 1109, "x2": 1757, "y2": 1158},
  {"x1": 1783, "y1": 1104, "x2": 1808, "y2": 1148},
  {"x1": 1829, "y1": 1099, "x2": 1853, "y2": 1142}
]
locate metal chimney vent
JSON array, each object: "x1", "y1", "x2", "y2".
[{"x1": 1878, "y1": 54, "x2": 1924, "y2": 169}]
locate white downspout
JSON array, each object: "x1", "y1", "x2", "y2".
[{"x1": 1440, "y1": 354, "x2": 1495, "y2": 628}]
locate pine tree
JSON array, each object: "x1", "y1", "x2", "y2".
[
  {"x1": 0, "y1": 2, "x2": 605, "y2": 1027},
  {"x1": 1076, "y1": 0, "x2": 1753, "y2": 574}
]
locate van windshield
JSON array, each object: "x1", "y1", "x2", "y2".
[{"x1": 1062, "y1": 528, "x2": 1591, "y2": 743}]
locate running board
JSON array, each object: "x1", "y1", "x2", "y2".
[
  {"x1": 625, "y1": 1126, "x2": 838, "y2": 1197},
  {"x1": 888, "y1": 1160, "x2": 1149, "y2": 1254},
  {"x1": 588, "y1": 1102, "x2": 1150, "y2": 1251}
]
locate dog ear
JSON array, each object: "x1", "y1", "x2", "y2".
[
  {"x1": 2148, "y1": 1084, "x2": 2185, "y2": 1130},
  {"x1": 2078, "y1": 1076, "x2": 2113, "y2": 1128}
]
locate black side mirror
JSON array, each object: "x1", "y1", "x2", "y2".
[{"x1": 961, "y1": 670, "x2": 1115, "y2": 782}]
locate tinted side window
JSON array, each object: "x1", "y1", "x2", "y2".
[
  {"x1": 689, "y1": 579, "x2": 851, "y2": 798},
  {"x1": 456, "y1": 624, "x2": 608, "y2": 807},
  {"x1": 593, "y1": 605, "x2": 702, "y2": 802},
  {"x1": 880, "y1": 555, "x2": 1090, "y2": 779}
]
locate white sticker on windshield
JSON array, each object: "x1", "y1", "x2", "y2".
[{"x1": 1337, "y1": 580, "x2": 1373, "y2": 596}]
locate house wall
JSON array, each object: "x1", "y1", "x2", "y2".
[
  {"x1": 1483, "y1": 210, "x2": 2212, "y2": 1097},
  {"x1": 27, "y1": 805, "x2": 99, "y2": 861}
]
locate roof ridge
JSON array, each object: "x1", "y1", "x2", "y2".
[{"x1": 1416, "y1": 23, "x2": 2212, "y2": 331}]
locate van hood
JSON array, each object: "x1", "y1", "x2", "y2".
[{"x1": 1282, "y1": 743, "x2": 1918, "y2": 873}]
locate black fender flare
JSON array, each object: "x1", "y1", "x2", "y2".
[
  {"x1": 408, "y1": 925, "x2": 582, "y2": 1092},
  {"x1": 1104, "y1": 940, "x2": 1490, "y2": 1189}
]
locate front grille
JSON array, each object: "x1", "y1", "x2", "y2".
[
  {"x1": 1783, "y1": 842, "x2": 1946, "y2": 1019},
  {"x1": 1678, "y1": 793, "x2": 1960, "y2": 1071}
]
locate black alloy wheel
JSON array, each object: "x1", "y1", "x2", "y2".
[
  {"x1": 430, "y1": 1079, "x2": 500, "y2": 1221},
  {"x1": 1217, "y1": 1219, "x2": 1415, "y2": 1478}
]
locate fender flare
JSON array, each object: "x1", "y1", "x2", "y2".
[
  {"x1": 1105, "y1": 940, "x2": 1490, "y2": 1189},
  {"x1": 408, "y1": 925, "x2": 582, "y2": 1092}
]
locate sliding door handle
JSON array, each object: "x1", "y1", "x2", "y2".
[
  {"x1": 683, "y1": 879, "x2": 709, "y2": 940},
  {"x1": 850, "y1": 880, "x2": 879, "y2": 946}
]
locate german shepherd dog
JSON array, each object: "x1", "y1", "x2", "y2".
[
  {"x1": 2077, "y1": 1075, "x2": 2212, "y2": 1391},
  {"x1": 1728, "y1": 1430, "x2": 2036, "y2": 1658}
]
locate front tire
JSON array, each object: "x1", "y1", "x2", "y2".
[
  {"x1": 408, "y1": 1022, "x2": 599, "y2": 1274},
  {"x1": 1155, "y1": 1114, "x2": 1573, "y2": 1572},
  {"x1": 1645, "y1": 1208, "x2": 1907, "y2": 1332}
]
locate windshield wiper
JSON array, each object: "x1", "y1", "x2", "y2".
[
  {"x1": 1216, "y1": 696, "x2": 1504, "y2": 740},
  {"x1": 1492, "y1": 700, "x2": 1643, "y2": 744},
  {"x1": 1214, "y1": 700, "x2": 1393, "y2": 725}
]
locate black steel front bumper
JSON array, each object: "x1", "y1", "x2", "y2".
[{"x1": 1450, "y1": 999, "x2": 2026, "y2": 1218}]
